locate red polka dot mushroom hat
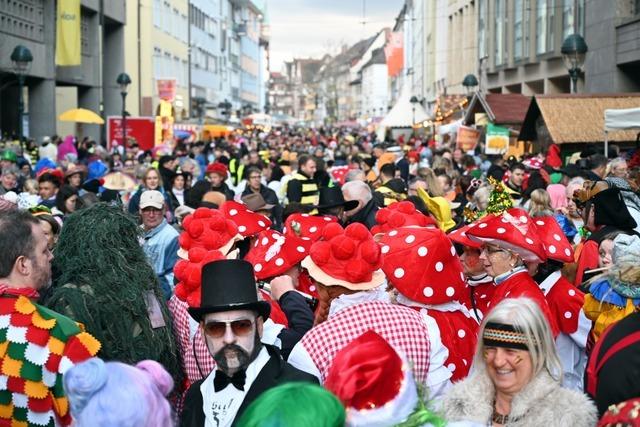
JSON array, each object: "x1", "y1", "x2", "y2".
[
  {"x1": 173, "y1": 248, "x2": 226, "y2": 307},
  {"x1": 447, "y1": 215, "x2": 496, "y2": 249},
  {"x1": 178, "y1": 207, "x2": 242, "y2": 259},
  {"x1": 301, "y1": 222, "x2": 385, "y2": 291},
  {"x1": 284, "y1": 213, "x2": 337, "y2": 242},
  {"x1": 220, "y1": 200, "x2": 272, "y2": 238},
  {"x1": 380, "y1": 227, "x2": 466, "y2": 304},
  {"x1": 466, "y1": 208, "x2": 547, "y2": 263},
  {"x1": 531, "y1": 216, "x2": 575, "y2": 263},
  {"x1": 245, "y1": 230, "x2": 311, "y2": 280},
  {"x1": 371, "y1": 201, "x2": 438, "y2": 236}
]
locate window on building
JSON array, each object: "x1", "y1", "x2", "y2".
[
  {"x1": 495, "y1": 0, "x2": 505, "y2": 65},
  {"x1": 523, "y1": 0, "x2": 531, "y2": 58},
  {"x1": 514, "y1": 0, "x2": 523, "y2": 60},
  {"x1": 153, "y1": 0, "x2": 162, "y2": 28},
  {"x1": 478, "y1": 0, "x2": 487, "y2": 58},
  {"x1": 536, "y1": 0, "x2": 547, "y2": 54},
  {"x1": 562, "y1": 0, "x2": 574, "y2": 39},
  {"x1": 547, "y1": 0, "x2": 555, "y2": 52}
]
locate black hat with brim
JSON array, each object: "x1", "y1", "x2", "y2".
[
  {"x1": 188, "y1": 259, "x2": 271, "y2": 322},
  {"x1": 314, "y1": 186, "x2": 359, "y2": 211}
]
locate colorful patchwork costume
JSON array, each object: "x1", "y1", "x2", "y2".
[{"x1": 0, "y1": 288, "x2": 100, "y2": 427}]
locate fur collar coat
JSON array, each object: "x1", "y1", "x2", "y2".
[{"x1": 442, "y1": 369, "x2": 597, "y2": 427}]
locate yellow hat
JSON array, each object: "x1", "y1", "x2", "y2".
[{"x1": 416, "y1": 188, "x2": 456, "y2": 232}]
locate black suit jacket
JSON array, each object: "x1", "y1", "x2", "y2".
[{"x1": 179, "y1": 345, "x2": 318, "y2": 427}]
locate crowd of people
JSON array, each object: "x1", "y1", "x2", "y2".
[{"x1": 1, "y1": 128, "x2": 640, "y2": 427}]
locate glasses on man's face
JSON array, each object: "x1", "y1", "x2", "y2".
[
  {"x1": 249, "y1": 175, "x2": 261, "y2": 180},
  {"x1": 202, "y1": 319, "x2": 255, "y2": 338}
]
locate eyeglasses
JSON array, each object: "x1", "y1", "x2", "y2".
[
  {"x1": 481, "y1": 246, "x2": 508, "y2": 256},
  {"x1": 249, "y1": 175, "x2": 261, "y2": 180},
  {"x1": 202, "y1": 319, "x2": 255, "y2": 338}
]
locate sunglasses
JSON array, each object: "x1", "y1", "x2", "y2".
[{"x1": 202, "y1": 319, "x2": 255, "y2": 338}]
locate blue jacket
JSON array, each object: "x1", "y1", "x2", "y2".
[{"x1": 142, "y1": 220, "x2": 179, "y2": 300}]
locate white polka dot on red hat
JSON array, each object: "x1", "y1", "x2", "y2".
[
  {"x1": 309, "y1": 226, "x2": 317, "y2": 233},
  {"x1": 446, "y1": 287, "x2": 455, "y2": 296},
  {"x1": 568, "y1": 289, "x2": 576, "y2": 296},
  {"x1": 460, "y1": 272, "x2": 465, "y2": 281},
  {"x1": 463, "y1": 359, "x2": 468, "y2": 366},
  {"x1": 418, "y1": 247, "x2": 428, "y2": 257},
  {"x1": 302, "y1": 214, "x2": 309, "y2": 217},
  {"x1": 381, "y1": 245, "x2": 390, "y2": 254},
  {"x1": 423, "y1": 287, "x2": 434, "y2": 297},
  {"x1": 553, "y1": 234, "x2": 561, "y2": 241},
  {"x1": 238, "y1": 225, "x2": 246, "y2": 232},
  {"x1": 565, "y1": 248, "x2": 572, "y2": 257},
  {"x1": 275, "y1": 258, "x2": 284, "y2": 266},
  {"x1": 497, "y1": 227, "x2": 506, "y2": 234},
  {"x1": 548, "y1": 245, "x2": 556, "y2": 254},
  {"x1": 480, "y1": 294, "x2": 487, "y2": 299},
  {"x1": 405, "y1": 235, "x2": 415, "y2": 244},
  {"x1": 536, "y1": 220, "x2": 544, "y2": 226},
  {"x1": 297, "y1": 246, "x2": 305, "y2": 253},
  {"x1": 388, "y1": 230, "x2": 398, "y2": 237},
  {"x1": 457, "y1": 329, "x2": 466, "y2": 338},
  {"x1": 254, "y1": 263, "x2": 262, "y2": 272},
  {"x1": 229, "y1": 209, "x2": 238, "y2": 216},
  {"x1": 323, "y1": 217, "x2": 331, "y2": 221},
  {"x1": 479, "y1": 223, "x2": 487, "y2": 229},
  {"x1": 309, "y1": 285, "x2": 316, "y2": 292},
  {"x1": 564, "y1": 311, "x2": 572, "y2": 319},
  {"x1": 394, "y1": 268, "x2": 405, "y2": 278},
  {"x1": 450, "y1": 246, "x2": 456, "y2": 256},
  {"x1": 520, "y1": 216, "x2": 528, "y2": 223},
  {"x1": 435, "y1": 262, "x2": 444, "y2": 272},
  {"x1": 258, "y1": 220, "x2": 266, "y2": 227},
  {"x1": 526, "y1": 238, "x2": 534, "y2": 244},
  {"x1": 261, "y1": 237, "x2": 269, "y2": 246}
]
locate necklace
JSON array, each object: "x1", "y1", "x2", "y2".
[{"x1": 492, "y1": 409, "x2": 522, "y2": 425}]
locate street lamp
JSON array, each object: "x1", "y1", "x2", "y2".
[
  {"x1": 462, "y1": 74, "x2": 479, "y2": 95},
  {"x1": 561, "y1": 34, "x2": 588, "y2": 94},
  {"x1": 116, "y1": 72, "x2": 131, "y2": 146},
  {"x1": 410, "y1": 96, "x2": 419, "y2": 135},
  {"x1": 11, "y1": 45, "x2": 33, "y2": 145}
]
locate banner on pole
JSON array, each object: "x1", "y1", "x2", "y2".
[
  {"x1": 384, "y1": 31, "x2": 404, "y2": 78},
  {"x1": 107, "y1": 116, "x2": 155, "y2": 151},
  {"x1": 485, "y1": 123, "x2": 510, "y2": 155},
  {"x1": 55, "y1": 0, "x2": 81, "y2": 66},
  {"x1": 157, "y1": 79, "x2": 177, "y2": 102}
]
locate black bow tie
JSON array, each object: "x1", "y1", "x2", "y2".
[{"x1": 214, "y1": 370, "x2": 246, "y2": 392}]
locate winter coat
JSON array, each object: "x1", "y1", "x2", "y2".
[{"x1": 442, "y1": 370, "x2": 597, "y2": 427}]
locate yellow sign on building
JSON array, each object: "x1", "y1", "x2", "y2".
[{"x1": 55, "y1": 0, "x2": 82, "y2": 66}]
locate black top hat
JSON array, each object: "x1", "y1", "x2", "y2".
[
  {"x1": 188, "y1": 259, "x2": 271, "y2": 322},
  {"x1": 314, "y1": 186, "x2": 359, "y2": 211}
]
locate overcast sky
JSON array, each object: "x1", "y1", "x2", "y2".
[{"x1": 267, "y1": 0, "x2": 404, "y2": 72}]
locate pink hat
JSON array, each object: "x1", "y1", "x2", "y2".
[{"x1": 546, "y1": 184, "x2": 568, "y2": 211}]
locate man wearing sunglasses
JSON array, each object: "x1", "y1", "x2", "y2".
[{"x1": 180, "y1": 259, "x2": 317, "y2": 427}]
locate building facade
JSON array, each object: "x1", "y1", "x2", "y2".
[
  {"x1": 0, "y1": 0, "x2": 126, "y2": 142},
  {"x1": 446, "y1": 0, "x2": 478, "y2": 94}
]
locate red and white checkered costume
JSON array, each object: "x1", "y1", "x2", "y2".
[
  {"x1": 167, "y1": 295, "x2": 214, "y2": 384},
  {"x1": 289, "y1": 301, "x2": 453, "y2": 397}
]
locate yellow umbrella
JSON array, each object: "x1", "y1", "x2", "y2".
[{"x1": 58, "y1": 108, "x2": 105, "y2": 125}]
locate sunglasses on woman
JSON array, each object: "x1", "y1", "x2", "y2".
[{"x1": 202, "y1": 319, "x2": 255, "y2": 338}]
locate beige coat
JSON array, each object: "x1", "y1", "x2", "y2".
[{"x1": 442, "y1": 370, "x2": 597, "y2": 427}]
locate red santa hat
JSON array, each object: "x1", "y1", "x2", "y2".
[
  {"x1": 329, "y1": 165, "x2": 350, "y2": 185},
  {"x1": 301, "y1": 222, "x2": 385, "y2": 291},
  {"x1": 245, "y1": 230, "x2": 311, "y2": 280},
  {"x1": 531, "y1": 216, "x2": 575, "y2": 263},
  {"x1": 220, "y1": 200, "x2": 272, "y2": 237},
  {"x1": 371, "y1": 201, "x2": 438, "y2": 236},
  {"x1": 173, "y1": 248, "x2": 226, "y2": 307},
  {"x1": 178, "y1": 207, "x2": 242, "y2": 259},
  {"x1": 466, "y1": 208, "x2": 547, "y2": 263},
  {"x1": 380, "y1": 227, "x2": 466, "y2": 304},
  {"x1": 284, "y1": 213, "x2": 337, "y2": 242},
  {"x1": 324, "y1": 330, "x2": 419, "y2": 427}
]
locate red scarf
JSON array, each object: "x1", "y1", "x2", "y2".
[{"x1": 0, "y1": 284, "x2": 40, "y2": 299}]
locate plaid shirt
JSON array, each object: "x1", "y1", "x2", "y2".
[
  {"x1": 167, "y1": 296, "x2": 215, "y2": 385},
  {"x1": 294, "y1": 301, "x2": 431, "y2": 384}
]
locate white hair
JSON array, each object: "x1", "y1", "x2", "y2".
[
  {"x1": 473, "y1": 297, "x2": 562, "y2": 383},
  {"x1": 472, "y1": 185, "x2": 492, "y2": 211},
  {"x1": 342, "y1": 180, "x2": 372, "y2": 203},
  {"x1": 344, "y1": 169, "x2": 366, "y2": 183}
]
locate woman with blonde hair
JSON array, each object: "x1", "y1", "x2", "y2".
[
  {"x1": 528, "y1": 189, "x2": 554, "y2": 217},
  {"x1": 416, "y1": 167, "x2": 444, "y2": 197},
  {"x1": 443, "y1": 297, "x2": 597, "y2": 427},
  {"x1": 127, "y1": 167, "x2": 173, "y2": 217}
]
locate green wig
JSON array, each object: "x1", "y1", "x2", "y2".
[
  {"x1": 46, "y1": 203, "x2": 181, "y2": 382},
  {"x1": 236, "y1": 383, "x2": 345, "y2": 427}
]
